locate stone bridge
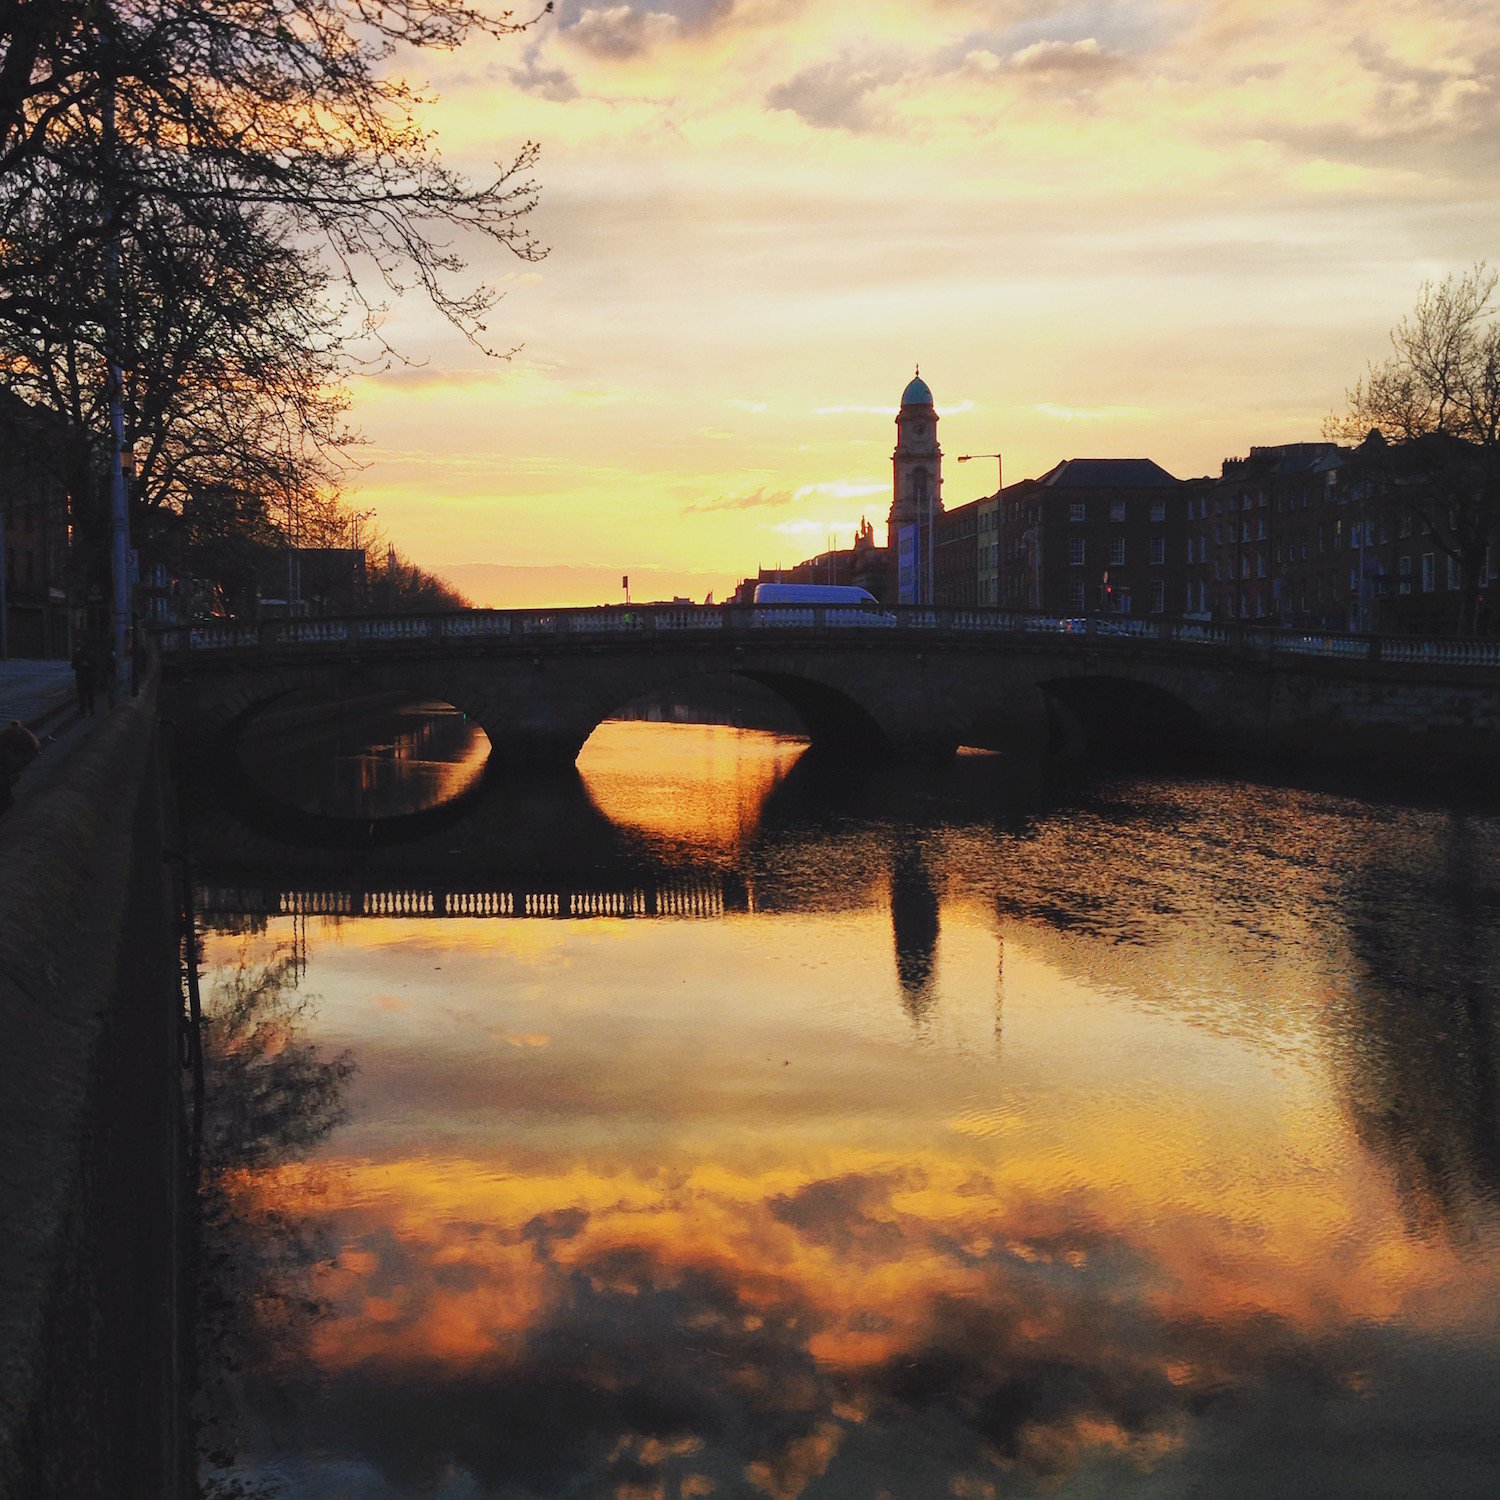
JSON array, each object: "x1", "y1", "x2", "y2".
[{"x1": 158, "y1": 603, "x2": 1500, "y2": 776}]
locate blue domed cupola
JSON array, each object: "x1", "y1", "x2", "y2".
[
  {"x1": 901, "y1": 370, "x2": 934, "y2": 407},
  {"x1": 889, "y1": 366, "x2": 942, "y2": 563}
]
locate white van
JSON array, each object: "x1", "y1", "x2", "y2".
[{"x1": 752, "y1": 583, "x2": 879, "y2": 606}]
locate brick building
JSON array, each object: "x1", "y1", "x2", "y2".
[
  {"x1": 999, "y1": 459, "x2": 1189, "y2": 617},
  {"x1": 1186, "y1": 443, "x2": 1343, "y2": 624},
  {"x1": 1, "y1": 399, "x2": 74, "y2": 658},
  {"x1": 933, "y1": 497, "x2": 980, "y2": 607},
  {"x1": 1184, "y1": 440, "x2": 1497, "y2": 634}
]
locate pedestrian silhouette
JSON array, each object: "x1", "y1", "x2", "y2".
[
  {"x1": 0, "y1": 720, "x2": 40, "y2": 814},
  {"x1": 72, "y1": 640, "x2": 96, "y2": 716}
]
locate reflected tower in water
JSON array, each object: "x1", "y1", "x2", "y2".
[{"x1": 891, "y1": 844, "x2": 940, "y2": 1025}]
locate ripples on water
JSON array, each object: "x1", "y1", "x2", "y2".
[{"x1": 192, "y1": 708, "x2": 1500, "y2": 1499}]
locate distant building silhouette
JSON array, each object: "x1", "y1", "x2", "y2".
[{"x1": 735, "y1": 374, "x2": 1498, "y2": 634}]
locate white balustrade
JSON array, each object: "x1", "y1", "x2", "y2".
[
  {"x1": 1272, "y1": 635, "x2": 1371, "y2": 659},
  {"x1": 156, "y1": 606, "x2": 1500, "y2": 672},
  {"x1": 654, "y1": 608, "x2": 725, "y2": 631},
  {"x1": 1381, "y1": 638, "x2": 1500, "y2": 666}
]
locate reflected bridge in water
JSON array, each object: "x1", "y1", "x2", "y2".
[{"x1": 197, "y1": 874, "x2": 744, "y2": 922}]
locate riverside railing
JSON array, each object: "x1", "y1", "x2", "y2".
[{"x1": 156, "y1": 605, "x2": 1500, "y2": 669}]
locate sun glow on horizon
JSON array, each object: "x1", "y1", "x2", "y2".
[{"x1": 345, "y1": 0, "x2": 1500, "y2": 606}]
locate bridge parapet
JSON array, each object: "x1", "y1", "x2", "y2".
[{"x1": 157, "y1": 605, "x2": 1500, "y2": 669}]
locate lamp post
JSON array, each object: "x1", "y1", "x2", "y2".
[
  {"x1": 957, "y1": 453, "x2": 1003, "y2": 492},
  {"x1": 958, "y1": 454, "x2": 1002, "y2": 609}
]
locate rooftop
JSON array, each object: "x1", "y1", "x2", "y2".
[{"x1": 1039, "y1": 458, "x2": 1182, "y2": 489}]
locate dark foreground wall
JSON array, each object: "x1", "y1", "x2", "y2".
[{"x1": 0, "y1": 688, "x2": 186, "y2": 1499}]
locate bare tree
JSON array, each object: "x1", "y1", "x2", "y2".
[
  {"x1": 0, "y1": 1, "x2": 547, "y2": 348},
  {"x1": 0, "y1": 174, "x2": 355, "y2": 603},
  {"x1": 1330, "y1": 266, "x2": 1500, "y2": 635},
  {"x1": 0, "y1": 0, "x2": 546, "y2": 611}
]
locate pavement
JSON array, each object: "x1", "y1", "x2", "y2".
[{"x1": 0, "y1": 658, "x2": 123, "y2": 809}]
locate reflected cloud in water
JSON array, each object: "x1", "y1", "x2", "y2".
[{"x1": 191, "y1": 719, "x2": 1500, "y2": 1497}]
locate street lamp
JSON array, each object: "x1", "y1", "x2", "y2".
[
  {"x1": 958, "y1": 454, "x2": 1004, "y2": 609},
  {"x1": 957, "y1": 453, "x2": 1003, "y2": 492}
]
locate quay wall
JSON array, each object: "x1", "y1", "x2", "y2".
[{"x1": 0, "y1": 687, "x2": 186, "y2": 1500}]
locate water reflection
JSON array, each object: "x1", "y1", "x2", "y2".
[
  {"x1": 237, "y1": 697, "x2": 491, "y2": 819},
  {"x1": 579, "y1": 719, "x2": 805, "y2": 860},
  {"x1": 1333, "y1": 811, "x2": 1500, "y2": 1242},
  {"x1": 193, "y1": 954, "x2": 354, "y2": 1497},
  {"x1": 192, "y1": 715, "x2": 1500, "y2": 1497},
  {"x1": 890, "y1": 845, "x2": 940, "y2": 1024}
]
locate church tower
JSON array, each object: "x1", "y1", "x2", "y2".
[{"x1": 888, "y1": 367, "x2": 941, "y2": 552}]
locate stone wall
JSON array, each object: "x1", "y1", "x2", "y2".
[{"x1": 0, "y1": 686, "x2": 187, "y2": 1499}]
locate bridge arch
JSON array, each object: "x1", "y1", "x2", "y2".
[
  {"x1": 571, "y1": 662, "x2": 895, "y2": 762},
  {"x1": 1035, "y1": 671, "x2": 1214, "y2": 764},
  {"x1": 161, "y1": 603, "x2": 1500, "y2": 783}
]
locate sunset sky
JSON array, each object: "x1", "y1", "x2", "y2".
[{"x1": 349, "y1": 0, "x2": 1500, "y2": 607}]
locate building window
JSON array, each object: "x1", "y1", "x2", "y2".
[
  {"x1": 1069, "y1": 537, "x2": 1086, "y2": 566},
  {"x1": 1150, "y1": 537, "x2": 1165, "y2": 566},
  {"x1": 1256, "y1": 517, "x2": 1266, "y2": 540},
  {"x1": 1069, "y1": 502, "x2": 1086, "y2": 522},
  {"x1": 1109, "y1": 500, "x2": 1126, "y2": 522},
  {"x1": 1150, "y1": 500, "x2": 1166, "y2": 522},
  {"x1": 1214, "y1": 559, "x2": 1222, "y2": 582},
  {"x1": 1447, "y1": 554, "x2": 1460, "y2": 590},
  {"x1": 1420, "y1": 552, "x2": 1436, "y2": 592},
  {"x1": 1149, "y1": 579, "x2": 1165, "y2": 613},
  {"x1": 1400, "y1": 516, "x2": 1412, "y2": 538},
  {"x1": 1109, "y1": 537, "x2": 1126, "y2": 567},
  {"x1": 1113, "y1": 585, "x2": 1132, "y2": 615},
  {"x1": 1256, "y1": 554, "x2": 1266, "y2": 578},
  {"x1": 1068, "y1": 579, "x2": 1086, "y2": 613},
  {"x1": 1214, "y1": 525, "x2": 1223, "y2": 546}
]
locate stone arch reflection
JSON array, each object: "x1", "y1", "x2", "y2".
[{"x1": 232, "y1": 693, "x2": 492, "y2": 823}]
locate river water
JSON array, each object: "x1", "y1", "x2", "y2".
[{"x1": 195, "y1": 704, "x2": 1500, "y2": 1499}]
